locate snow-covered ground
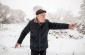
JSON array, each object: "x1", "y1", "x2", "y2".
[{"x1": 0, "y1": 23, "x2": 85, "y2": 55}]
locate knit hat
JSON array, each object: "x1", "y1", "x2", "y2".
[
  {"x1": 33, "y1": 6, "x2": 46, "y2": 15},
  {"x1": 36, "y1": 9, "x2": 46, "y2": 15}
]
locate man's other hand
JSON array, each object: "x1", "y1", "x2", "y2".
[{"x1": 15, "y1": 43, "x2": 21, "y2": 48}]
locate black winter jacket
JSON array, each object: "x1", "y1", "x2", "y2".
[{"x1": 17, "y1": 18, "x2": 69, "y2": 51}]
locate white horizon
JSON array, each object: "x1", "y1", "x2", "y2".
[{"x1": 0, "y1": 0, "x2": 82, "y2": 19}]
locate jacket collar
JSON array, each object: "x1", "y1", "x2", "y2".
[{"x1": 34, "y1": 17, "x2": 46, "y2": 23}]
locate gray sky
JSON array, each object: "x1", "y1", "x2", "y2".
[{"x1": 0, "y1": 0, "x2": 82, "y2": 19}]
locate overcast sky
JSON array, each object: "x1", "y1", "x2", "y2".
[{"x1": 0, "y1": 0, "x2": 82, "y2": 19}]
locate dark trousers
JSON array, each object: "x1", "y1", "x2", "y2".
[{"x1": 31, "y1": 50, "x2": 46, "y2": 55}]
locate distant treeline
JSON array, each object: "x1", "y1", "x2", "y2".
[{"x1": 0, "y1": 3, "x2": 26, "y2": 24}]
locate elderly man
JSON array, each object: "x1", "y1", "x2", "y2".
[{"x1": 15, "y1": 7, "x2": 77, "y2": 55}]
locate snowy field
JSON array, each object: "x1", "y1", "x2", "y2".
[{"x1": 0, "y1": 23, "x2": 85, "y2": 55}]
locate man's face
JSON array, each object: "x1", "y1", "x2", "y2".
[{"x1": 37, "y1": 13, "x2": 46, "y2": 21}]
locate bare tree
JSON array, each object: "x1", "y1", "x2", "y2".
[
  {"x1": 0, "y1": 3, "x2": 10, "y2": 23},
  {"x1": 47, "y1": 9, "x2": 76, "y2": 23},
  {"x1": 7, "y1": 9, "x2": 26, "y2": 23},
  {"x1": 0, "y1": 3, "x2": 26, "y2": 24},
  {"x1": 78, "y1": 0, "x2": 85, "y2": 35}
]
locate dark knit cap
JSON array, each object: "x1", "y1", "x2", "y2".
[{"x1": 36, "y1": 9, "x2": 46, "y2": 15}]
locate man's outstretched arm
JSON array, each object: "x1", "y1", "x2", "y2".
[
  {"x1": 15, "y1": 21, "x2": 30, "y2": 48},
  {"x1": 48, "y1": 21, "x2": 77, "y2": 30}
]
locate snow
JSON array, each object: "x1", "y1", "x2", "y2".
[{"x1": 0, "y1": 23, "x2": 85, "y2": 55}]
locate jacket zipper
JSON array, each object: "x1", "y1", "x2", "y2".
[{"x1": 39, "y1": 25, "x2": 42, "y2": 51}]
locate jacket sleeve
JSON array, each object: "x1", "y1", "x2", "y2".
[
  {"x1": 17, "y1": 21, "x2": 30, "y2": 44},
  {"x1": 48, "y1": 21, "x2": 69, "y2": 29}
]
